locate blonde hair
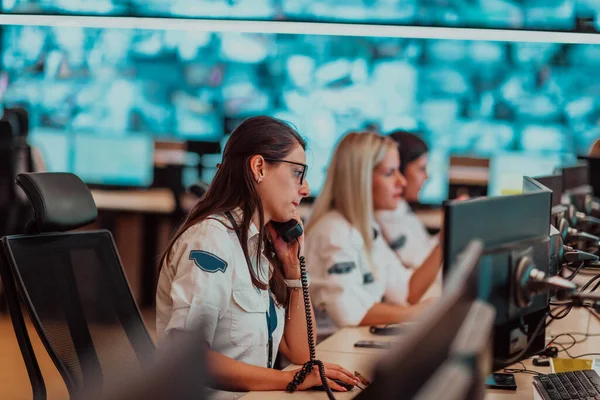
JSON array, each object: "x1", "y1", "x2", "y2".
[
  {"x1": 590, "y1": 139, "x2": 600, "y2": 157},
  {"x1": 306, "y1": 131, "x2": 397, "y2": 258}
]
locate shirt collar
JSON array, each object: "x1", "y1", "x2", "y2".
[{"x1": 396, "y1": 198, "x2": 410, "y2": 215}]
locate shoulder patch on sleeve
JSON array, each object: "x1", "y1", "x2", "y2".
[
  {"x1": 327, "y1": 262, "x2": 356, "y2": 275},
  {"x1": 389, "y1": 235, "x2": 407, "y2": 250},
  {"x1": 189, "y1": 250, "x2": 228, "y2": 273}
]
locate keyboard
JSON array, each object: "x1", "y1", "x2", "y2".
[{"x1": 533, "y1": 370, "x2": 600, "y2": 400}]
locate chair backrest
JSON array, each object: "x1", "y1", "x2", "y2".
[
  {"x1": 0, "y1": 172, "x2": 154, "y2": 399},
  {"x1": 0, "y1": 108, "x2": 34, "y2": 236},
  {"x1": 0, "y1": 120, "x2": 17, "y2": 235}
]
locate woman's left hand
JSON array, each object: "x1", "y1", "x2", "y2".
[{"x1": 266, "y1": 212, "x2": 304, "y2": 279}]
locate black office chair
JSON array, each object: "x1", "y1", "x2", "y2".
[
  {"x1": 0, "y1": 107, "x2": 33, "y2": 237},
  {"x1": 0, "y1": 172, "x2": 155, "y2": 400}
]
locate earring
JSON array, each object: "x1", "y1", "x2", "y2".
[{"x1": 257, "y1": 176, "x2": 262, "y2": 183}]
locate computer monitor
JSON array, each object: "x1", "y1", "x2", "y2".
[
  {"x1": 72, "y1": 134, "x2": 155, "y2": 187},
  {"x1": 562, "y1": 163, "x2": 590, "y2": 192},
  {"x1": 27, "y1": 129, "x2": 70, "y2": 173},
  {"x1": 588, "y1": 157, "x2": 600, "y2": 199},
  {"x1": 562, "y1": 162, "x2": 593, "y2": 214},
  {"x1": 531, "y1": 174, "x2": 562, "y2": 208},
  {"x1": 443, "y1": 189, "x2": 552, "y2": 369},
  {"x1": 487, "y1": 151, "x2": 571, "y2": 197},
  {"x1": 355, "y1": 240, "x2": 485, "y2": 399}
]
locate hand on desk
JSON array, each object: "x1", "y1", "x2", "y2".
[{"x1": 284, "y1": 362, "x2": 360, "y2": 392}]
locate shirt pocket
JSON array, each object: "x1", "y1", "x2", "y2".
[{"x1": 230, "y1": 288, "x2": 268, "y2": 346}]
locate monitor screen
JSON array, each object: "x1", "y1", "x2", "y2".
[
  {"x1": 28, "y1": 129, "x2": 70, "y2": 173},
  {"x1": 72, "y1": 134, "x2": 154, "y2": 187},
  {"x1": 488, "y1": 152, "x2": 574, "y2": 197}
]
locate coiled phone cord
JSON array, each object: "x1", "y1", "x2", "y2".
[{"x1": 285, "y1": 242, "x2": 335, "y2": 400}]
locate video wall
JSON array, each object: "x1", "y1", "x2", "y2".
[
  {"x1": 2, "y1": 11, "x2": 599, "y2": 202},
  {"x1": 4, "y1": 0, "x2": 600, "y2": 32}
]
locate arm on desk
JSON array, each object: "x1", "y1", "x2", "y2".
[
  {"x1": 168, "y1": 331, "x2": 358, "y2": 392},
  {"x1": 359, "y1": 300, "x2": 433, "y2": 326},
  {"x1": 208, "y1": 349, "x2": 358, "y2": 392}
]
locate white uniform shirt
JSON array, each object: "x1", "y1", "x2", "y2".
[
  {"x1": 305, "y1": 210, "x2": 412, "y2": 327},
  {"x1": 375, "y1": 199, "x2": 439, "y2": 269},
  {"x1": 156, "y1": 210, "x2": 286, "y2": 400}
]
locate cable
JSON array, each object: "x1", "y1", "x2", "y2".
[
  {"x1": 580, "y1": 273, "x2": 600, "y2": 292},
  {"x1": 590, "y1": 278, "x2": 600, "y2": 294},
  {"x1": 547, "y1": 333, "x2": 578, "y2": 353},
  {"x1": 547, "y1": 304, "x2": 574, "y2": 325},
  {"x1": 503, "y1": 361, "x2": 542, "y2": 376},
  {"x1": 285, "y1": 240, "x2": 335, "y2": 400},
  {"x1": 552, "y1": 342, "x2": 600, "y2": 359},
  {"x1": 564, "y1": 261, "x2": 586, "y2": 281},
  {"x1": 541, "y1": 306, "x2": 600, "y2": 359}
]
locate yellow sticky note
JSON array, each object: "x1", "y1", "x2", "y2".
[{"x1": 551, "y1": 357, "x2": 593, "y2": 373}]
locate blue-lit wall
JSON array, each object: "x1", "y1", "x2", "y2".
[{"x1": 2, "y1": 21, "x2": 600, "y2": 201}]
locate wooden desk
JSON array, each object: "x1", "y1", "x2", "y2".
[
  {"x1": 91, "y1": 188, "x2": 176, "y2": 214},
  {"x1": 316, "y1": 326, "x2": 401, "y2": 355},
  {"x1": 243, "y1": 306, "x2": 600, "y2": 400}
]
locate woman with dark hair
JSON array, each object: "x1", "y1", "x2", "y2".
[
  {"x1": 591, "y1": 138, "x2": 600, "y2": 157},
  {"x1": 156, "y1": 116, "x2": 357, "y2": 398},
  {"x1": 375, "y1": 130, "x2": 439, "y2": 269}
]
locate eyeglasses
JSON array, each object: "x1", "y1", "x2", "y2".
[{"x1": 264, "y1": 158, "x2": 307, "y2": 185}]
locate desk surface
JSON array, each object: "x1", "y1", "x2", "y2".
[
  {"x1": 243, "y1": 306, "x2": 599, "y2": 400},
  {"x1": 91, "y1": 188, "x2": 176, "y2": 214}
]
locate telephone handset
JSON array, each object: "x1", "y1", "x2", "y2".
[{"x1": 270, "y1": 219, "x2": 303, "y2": 242}]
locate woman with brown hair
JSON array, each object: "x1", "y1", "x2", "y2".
[{"x1": 155, "y1": 116, "x2": 357, "y2": 399}]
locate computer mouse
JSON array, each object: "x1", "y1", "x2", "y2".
[{"x1": 313, "y1": 379, "x2": 356, "y2": 391}]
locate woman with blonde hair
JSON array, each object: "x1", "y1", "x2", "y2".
[{"x1": 304, "y1": 132, "x2": 442, "y2": 328}]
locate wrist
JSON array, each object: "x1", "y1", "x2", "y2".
[
  {"x1": 282, "y1": 261, "x2": 301, "y2": 279},
  {"x1": 280, "y1": 370, "x2": 293, "y2": 389},
  {"x1": 283, "y1": 270, "x2": 301, "y2": 280}
]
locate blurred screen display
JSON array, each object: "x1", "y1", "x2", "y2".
[
  {"x1": 4, "y1": 0, "x2": 600, "y2": 33},
  {"x1": 72, "y1": 133, "x2": 154, "y2": 187},
  {"x1": 3, "y1": 25, "x2": 595, "y2": 203},
  {"x1": 29, "y1": 129, "x2": 154, "y2": 187},
  {"x1": 488, "y1": 151, "x2": 576, "y2": 196}
]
